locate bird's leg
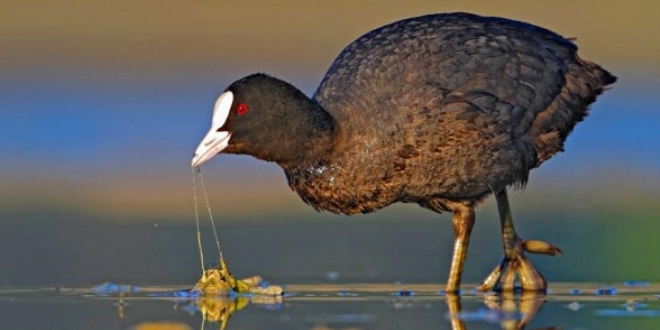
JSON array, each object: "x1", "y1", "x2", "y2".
[
  {"x1": 445, "y1": 202, "x2": 475, "y2": 293},
  {"x1": 478, "y1": 188, "x2": 562, "y2": 292}
]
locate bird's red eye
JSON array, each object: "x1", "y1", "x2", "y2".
[{"x1": 236, "y1": 103, "x2": 249, "y2": 115}]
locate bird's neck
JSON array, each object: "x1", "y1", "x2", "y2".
[{"x1": 273, "y1": 99, "x2": 338, "y2": 170}]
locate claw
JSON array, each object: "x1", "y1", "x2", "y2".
[{"x1": 523, "y1": 240, "x2": 563, "y2": 256}]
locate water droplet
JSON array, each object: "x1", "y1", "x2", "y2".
[
  {"x1": 566, "y1": 301, "x2": 584, "y2": 311},
  {"x1": 326, "y1": 271, "x2": 340, "y2": 281}
]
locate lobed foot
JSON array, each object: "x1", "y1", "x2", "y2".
[{"x1": 478, "y1": 239, "x2": 561, "y2": 292}]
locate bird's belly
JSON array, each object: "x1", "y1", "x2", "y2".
[
  {"x1": 287, "y1": 167, "x2": 493, "y2": 215},
  {"x1": 284, "y1": 132, "x2": 533, "y2": 215}
]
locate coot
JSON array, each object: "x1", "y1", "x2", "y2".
[{"x1": 191, "y1": 13, "x2": 616, "y2": 292}]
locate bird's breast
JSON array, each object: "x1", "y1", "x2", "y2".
[{"x1": 284, "y1": 157, "x2": 402, "y2": 215}]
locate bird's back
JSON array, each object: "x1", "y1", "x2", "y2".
[{"x1": 301, "y1": 13, "x2": 615, "y2": 213}]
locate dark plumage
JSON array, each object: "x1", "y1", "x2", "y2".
[{"x1": 192, "y1": 12, "x2": 616, "y2": 292}]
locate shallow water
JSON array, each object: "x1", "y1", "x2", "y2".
[
  {"x1": 0, "y1": 215, "x2": 658, "y2": 329},
  {"x1": 1, "y1": 283, "x2": 658, "y2": 329}
]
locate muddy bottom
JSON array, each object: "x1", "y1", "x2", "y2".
[{"x1": 1, "y1": 282, "x2": 658, "y2": 329}]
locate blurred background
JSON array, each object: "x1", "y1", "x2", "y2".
[{"x1": 0, "y1": 0, "x2": 658, "y2": 288}]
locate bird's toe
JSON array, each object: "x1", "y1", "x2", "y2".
[
  {"x1": 477, "y1": 255, "x2": 548, "y2": 293},
  {"x1": 517, "y1": 255, "x2": 548, "y2": 292},
  {"x1": 523, "y1": 239, "x2": 563, "y2": 256}
]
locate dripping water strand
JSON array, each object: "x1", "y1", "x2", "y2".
[
  {"x1": 192, "y1": 166, "x2": 205, "y2": 272},
  {"x1": 197, "y1": 167, "x2": 224, "y2": 260}
]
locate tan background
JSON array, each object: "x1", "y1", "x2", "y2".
[
  {"x1": 2, "y1": 0, "x2": 658, "y2": 77},
  {"x1": 1, "y1": 0, "x2": 658, "y2": 220}
]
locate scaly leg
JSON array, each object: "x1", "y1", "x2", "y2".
[
  {"x1": 445, "y1": 202, "x2": 476, "y2": 293},
  {"x1": 478, "y1": 189, "x2": 562, "y2": 292}
]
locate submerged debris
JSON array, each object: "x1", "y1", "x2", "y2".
[
  {"x1": 623, "y1": 299, "x2": 648, "y2": 311},
  {"x1": 594, "y1": 286, "x2": 618, "y2": 296},
  {"x1": 151, "y1": 289, "x2": 201, "y2": 299},
  {"x1": 570, "y1": 288, "x2": 583, "y2": 295},
  {"x1": 337, "y1": 291, "x2": 359, "y2": 297},
  {"x1": 192, "y1": 256, "x2": 283, "y2": 296},
  {"x1": 566, "y1": 301, "x2": 584, "y2": 311},
  {"x1": 395, "y1": 290, "x2": 414, "y2": 297},
  {"x1": 91, "y1": 282, "x2": 140, "y2": 295}
]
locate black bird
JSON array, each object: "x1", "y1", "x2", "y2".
[{"x1": 192, "y1": 13, "x2": 616, "y2": 292}]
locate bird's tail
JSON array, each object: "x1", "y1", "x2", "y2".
[{"x1": 530, "y1": 58, "x2": 617, "y2": 165}]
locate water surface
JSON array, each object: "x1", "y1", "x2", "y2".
[{"x1": 1, "y1": 283, "x2": 658, "y2": 329}]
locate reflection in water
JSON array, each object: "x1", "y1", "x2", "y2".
[
  {"x1": 445, "y1": 292, "x2": 557, "y2": 330},
  {"x1": 130, "y1": 321, "x2": 193, "y2": 330},
  {"x1": 182, "y1": 292, "x2": 553, "y2": 330},
  {"x1": 193, "y1": 296, "x2": 282, "y2": 330},
  {"x1": 126, "y1": 295, "x2": 282, "y2": 330},
  {"x1": 3, "y1": 283, "x2": 657, "y2": 329},
  {"x1": 194, "y1": 297, "x2": 248, "y2": 330},
  {"x1": 308, "y1": 326, "x2": 366, "y2": 330},
  {"x1": 114, "y1": 284, "x2": 660, "y2": 330}
]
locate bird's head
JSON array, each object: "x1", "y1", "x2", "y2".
[{"x1": 191, "y1": 74, "x2": 335, "y2": 168}]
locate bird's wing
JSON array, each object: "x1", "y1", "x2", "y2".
[{"x1": 315, "y1": 15, "x2": 575, "y2": 142}]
